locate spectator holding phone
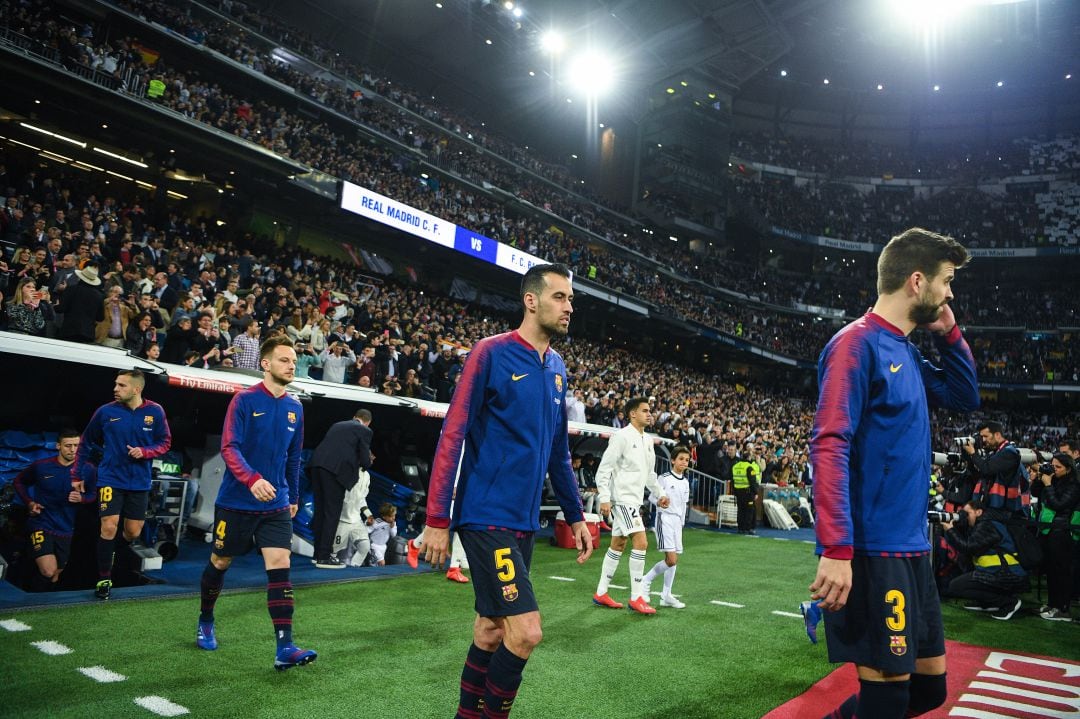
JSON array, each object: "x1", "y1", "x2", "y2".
[
  {"x1": 319, "y1": 340, "x2": 355, "y2": 384},
  {"x1": 6, "y1": 278, "x2": 54, "y2": 336}
]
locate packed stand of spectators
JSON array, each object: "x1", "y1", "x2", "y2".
[
  {"x1": 730, "y1": 131, "x2": 1079, "y2": 181},
  {"x1": 11, "y1": 0, "x2": 1079, "y2": 365}
]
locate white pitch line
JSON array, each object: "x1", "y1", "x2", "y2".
[
  {"x1": 772, "y1": 538, "x2": 790, "y2": 542},
  {"x1": 0, "y1": 619, "x2": 31, "y2": 632},
  {"x1": 608, "y1": 584, "x2": 628, "y2": 590},
  {"x1": 772, "y1": 610, "x2": 804, "y2": 619},
  {"x1": 31, "y1": 640, "x2": 73, "y2": 655},
  {"x1": 78, "y1": 666, "x2": 127, "y2": 683},
  {"x1": 801, "y1": 540, "x2": 816, "y2": 544},
  {"x1": 548, "y1": 576, "x2": 576, "y2": 582},
  {"x1": 134, "y1": 696, "x2": 189, "y2": 717},
  {"x1": 710, "y1": 600, "x2": 745, "y2": 608}
]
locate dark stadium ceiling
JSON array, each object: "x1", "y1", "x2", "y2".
[{"x1": 256, "y1": 0, "x2": 1079, "y2": 147}]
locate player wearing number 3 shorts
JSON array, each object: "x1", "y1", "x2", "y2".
[
  {"x1": 809, "y1": 229, "x2": 979, "y2": 719},
  {"x1": 421, "y1": 264, "x2": 593, "y2": 719}
]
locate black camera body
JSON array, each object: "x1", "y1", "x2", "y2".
[{"x1": 1039, "y1": 462, "x2": 1055, "y2": 476}]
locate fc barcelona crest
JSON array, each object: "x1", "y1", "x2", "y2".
[
  {"x1": 502, "y1": 583, "x2": 519, "y2": 602},
  {"x1": 554, "y1": 374, "x2": 563, "y2": 393},
  {"x1": 889, "y1": 635, "x2": 907, "y2": 656},
  {"x1": 144, "y1": 415, "x2": 154, "y2": 425},
  {"x1": 287, "y1": 411, "x2": 297, "y2": 424}
]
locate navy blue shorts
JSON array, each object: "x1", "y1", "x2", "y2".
[
  {"x1": 98, "y1": 486, "x2": 149, "y2": 520},
  {"x1": 29, "y1": 530, "x2": 71, "y2": 568},
  {"x1": 212, "y1": 507, "x2": 293, "y2": 557},
  {"x1": 458, "y1": 528, "x2": 538, "y2": 617},
  {"x1": 823, "y1": 554, "x2": 944, "y2": 674}
]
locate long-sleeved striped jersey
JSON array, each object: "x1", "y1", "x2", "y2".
[
  {"x1": 216, "y1": 382, "x2": 304, "y2": 513},
  {"x1": 73, "y1": 400, "x2": 171, "y2": 492},
  {"x1": 810, "y1": 313, "x2": 979, "y2": 558},
  {"x1": 426, "y1": 330, "x2": 584, "y2": 533}
]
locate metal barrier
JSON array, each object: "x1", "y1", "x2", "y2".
[{"x1": 0, "y1": 25, "x2": 61, "y2": 63}]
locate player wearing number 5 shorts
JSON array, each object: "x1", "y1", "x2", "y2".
[
  {"x1": 195, "y1": 335, "x2": 316, "y2": 671},
  {"x1": 420, "y1": 264, "x2": 594, "y2": 719},
  {"x1": 593, "y1": 397, "x2": 668, "y2": 614},
  {"x1": 73, "y1": 370, "x2": 172, "y2": 600},
  {"x1": 809, "y1": 229, "x2": 979, "y2": 719}
]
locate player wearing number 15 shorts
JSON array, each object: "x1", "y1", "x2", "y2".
[
  {"x1": 420, "y1": 264, "x2": 594, "y2": 719},
  {"x1": 809, "y1": 229, "x2": 979, "y2": 719}
]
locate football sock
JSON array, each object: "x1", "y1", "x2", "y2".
[
  {"x1": 824, "y1": 680, "x2": 910, "y2": 719},
  {"x1": 455, "y1": 643, "x2": 494, "y2": 719},
  {"x1": 643, "y1": 560, "x2": 666, "y2": 584},
  {"x1": 628, "y1": 549, "x2": 647, "y2": 599},
  {"x1": 905, "y1": 673, "x2": 946, "y2": 716},
  {"x1": 662, "y1": 564, "x2": 678, "y2": 596},
  {"x1": 266, "y1": 568, "x2": 294, "y2": 649},
  {"x1": 481, "y1": 644, "x2": 528, "y2": 718},
  {"x1": 596, "y1": 549, "x2": 622, "y2": 595},
  {"x1": 199, "y1": 562, "x2": 226, "y2": 622},
  {"x1": 96, "y1": 536, "x2": 115, "y2": 580}
]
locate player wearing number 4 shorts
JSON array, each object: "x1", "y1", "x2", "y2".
[
  {"x1": 809, "y1": 229, "x2": 979, "y2": 719},
  {"x1": 73, "y1": 370, "x2": 172, "y2": 600},
  {"x1": 195, "y1": 336, "x2": 316, "y2": 671},
  {"x1": 420, "y1": 264, "x2": 594, "y2": 719}
]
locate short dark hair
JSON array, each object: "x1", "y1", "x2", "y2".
[
  {"x1": 876, "y1": 228, "x2": 969, "y2": 295},
  {"x1": 1060, "y1": 439, "x2": 1078, "y2": 454},
  {"x1": 624, "y1": 396, "x2": 649, "y2": 416},
  {"x1": 259, "y1": 335, "x2": 294, "y2": 362},
  {"x1": 117, "y1": 369, "x2": 145, "y2": 389},
  {"x1": 58, "y1": 428, "x2": 81, "y2": 441},
  {"x1": 964, "y1": 498, "x2": 986, "y2": 512},
  {"x1": 520, "y1": 263, "x2": 571, "y2": 305},
  {"x1": 671, "y1": 445, "x2": 692, "y2": 461},
  {"x1": 355, "y1": 408, "x2": 373, "y2": 423},
  {"x1": 977, "y1": 420, "x2": 1004, "y2": 436}
]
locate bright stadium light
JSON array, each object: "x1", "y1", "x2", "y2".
[
  {"x1": 889, "y1": 0, "x2": 973, "y2": 27},
  {"x1": 540, "y1": 30, "x2": 565, "y2": 54},
  {"x1": 567, "y1": 51, "x2": 615, "y2": 97}
]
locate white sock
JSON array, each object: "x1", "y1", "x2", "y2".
[
  {"x1": 596, "y1": 548, "x2": 622, "y2": 595},
  {"x1": 412, "y1": 532, "x2": 424, "y2": 549},
  {"x1": 662, "y1": 564, "x2": 678, "y2": 597},
  {"x1": 629, "y1": 550, "x2": 647, "y2": 599},
  {"x1": 644, "y1": 560, "x2": 667, "y2": 584}
]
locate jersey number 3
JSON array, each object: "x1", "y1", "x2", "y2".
[
  {"x1": 885, "y1": 589, "x2": 906, "y2": 632},
  {"x1": 494, "y1": 547, "x2": 516, "y2": 581}
]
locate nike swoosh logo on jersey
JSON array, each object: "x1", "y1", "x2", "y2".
[
  {"x1": 889, "y1": 363, "x2": 903, "y2": 373},
  {"x1": 109, "y1": 417, "x2": 122, "y2": 422},
  {"x1": 253, "y1": 411, "x2": 266, "y2": 417},
  {"x1": 511, "y1": 373, "x2": 528, "y2": 381}
]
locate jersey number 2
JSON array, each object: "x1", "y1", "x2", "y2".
[
  {"x1": 494, "y1": 547, "x2": 516, "y2": 581},
  {"x1": 885, "y1": 589, "x2": 906, "y2": 632}
]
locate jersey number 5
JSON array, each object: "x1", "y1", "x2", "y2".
[
  {"x1": 494, "y1": 547, "x2": 516, "y2": 582},
  {"x1": 885, "y1": 589, "x2": 906, "y2": 632}
]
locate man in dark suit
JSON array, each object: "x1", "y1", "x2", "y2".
[{"x1": 308, "y1": 408, "x2": 374, "y2": 568}]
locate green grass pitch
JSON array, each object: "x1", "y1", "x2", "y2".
[{"x1": 3, "y1": 529, "x2": 1077, "y2": 718}]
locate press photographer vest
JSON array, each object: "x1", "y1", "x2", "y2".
[
  {"x1": 1036, "y1": 502, "x2": 1080, "y2": 540},
  {"x1": 972, "y1": 520, "x2": 1025, "y2": 577}
]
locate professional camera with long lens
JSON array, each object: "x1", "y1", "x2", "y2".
[
  {"x1": 1039, "y1": 462, "x2": 1055, "y2": 476},
  {"x1": 928, "y1": 511, "x2": 961, "y2": 524}
]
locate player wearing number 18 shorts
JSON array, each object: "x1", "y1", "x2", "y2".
[
  {"x1": 809, "y1": 229, "x2": 979, "y2": 719},
  {"x1": 420, "y1": 264, "x2": 594, "y2": 719}
]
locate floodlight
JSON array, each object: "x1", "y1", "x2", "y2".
[
  {"x1": 876, "y1": 84, "x2": 884, "y2": 90},
  {"x1": 540, "y1": 31, "x2": 565, "y2": 54},
  {"x1": 933, "y1": 84, "x2": 941, "y2": 91},
  {"x1": 889, "y1": 0, "x2": 973, "y2": 28},
  {"x1": 567, "y1": 51, "x2": 615, "y2": 97},
  {"x1": 996, "y1": 80, "x2": 1004, "y2": 87},
  {"x1": 780, "y1": 69, "x2": 788, "y2": 77}
]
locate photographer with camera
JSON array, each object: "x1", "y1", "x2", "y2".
[
  {"x1": 1030, "y1": 453, "x2": 1080, "y2": 621},
  {"x1": 941, "y1": 499, "x2": 1028, "y2": 620},
  {"x1": 961, "y1": 421, "x2": 1029, "y2": 520}
]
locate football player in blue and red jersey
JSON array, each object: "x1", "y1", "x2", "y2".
[
  {"x1": 421, "y1": 263, "x2": 594, "y2": 718},
  {"x1": 74, "y1": 369, "x2": 171, "y2": 600},
  {"x1": 809, "y1": 228, "x2": 980, "y2": 719},
  {"x1": 14, "y1": 429, "x2": 93, "y2": 590},
  {"x1": 195, "y1": 335, "x2": 315, "y2": 671}
]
